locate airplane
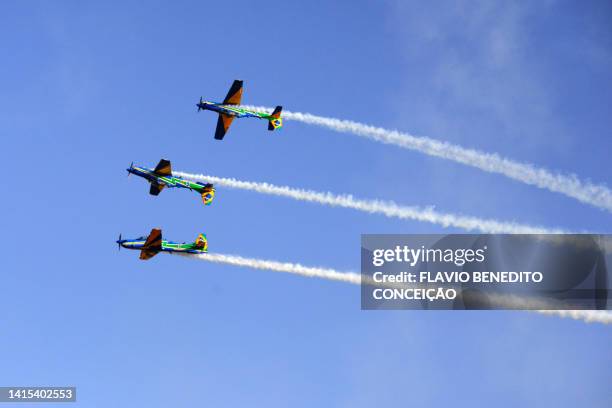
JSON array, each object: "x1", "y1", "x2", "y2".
[
  {"x1": 196, "y1": 79, "x2": 283, "y2": 140},
  {"x1": 117, "y1": 228, "x2": 208, "y2": 260},
  {"x1": 127, "y1": 159, "x2": 215, "y2": 205}
]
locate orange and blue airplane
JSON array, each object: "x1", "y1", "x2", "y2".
[
  {"x1": 196, "y1": 79, "x2": 283, "y2": 140},
  {"x1": 117, "y1": 228, "x2": 208, "y2": 260},
  {"x1": 127, "y1": 159, "x2": 215, "y2": 206}
]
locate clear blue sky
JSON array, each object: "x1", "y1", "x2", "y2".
[{"x1": 1, "y1": 1, "x2": 611, "y2": 406}]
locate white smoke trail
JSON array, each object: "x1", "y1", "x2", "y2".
[
  {"x1": 535, "y1": 309, "x2": 612, "y2": 324},
  {"x1": 243, "y1": 105, "x2": 612, "y2": 212},
  {"x1": 180, "y1": 252, "x2": 612, "y2": 325},
  {"x1": 180, "y1": 252, "x2": 362, "y2": 284},
  {"x1": 175, "y1": 171, "x2": 567, "y2": 234}
]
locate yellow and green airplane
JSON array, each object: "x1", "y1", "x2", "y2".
[
  {"x1": 196, "y1": 79, "x2": 283, "y2": 140},
  {"x1": 117, "y1": 228, "x2": 208, "y2": 260},
  {"x1": 127, "y1": 159, "x2": 215, "y2": 205}
]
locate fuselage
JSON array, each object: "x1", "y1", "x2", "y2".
[
  {"x1": 197, "y1": 101, "x2": 272, "y2": 119},
  {"x1": 127, "y1": 165, "x2": 214, "y2": 204},
  {"x1": 127, "y1": 165, "x2": 199, "y2": 190},
  {"x1": 117, "y1": 238, "x2": 207, "y2": 254}
]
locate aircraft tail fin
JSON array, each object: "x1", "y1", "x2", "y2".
[
  {"x1": 197, "y1": 183, "x2": 215, "y2": 206},
  {"x1": 194, "y1": 233, "x2": 208, "y2": 252},
  {"x1": 268, "y1": 106, "x2": 283, "y2": 131}
]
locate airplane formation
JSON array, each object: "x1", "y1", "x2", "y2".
[{"x1": 118, "y1": 80, "x2": 282, "y2": 260}]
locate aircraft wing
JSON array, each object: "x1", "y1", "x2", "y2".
[
  {"x1": 140, "y1": 228, "x2": 162, "y2": 260},
  {"x1": 143, "y1": 228, "x2": 162, "y2": 249},
  {"x1": 139, "y1": 249, "x2": 160, "y2": 260},
  {"x1": 214, "y1": 114, "x2": 235, "y2": 140},
  {"x1": 222, "y1": 80, "x2": 243, "y2": 105},
  {"x1": 153, "y1": 159, "x2": 172, "y2": 176},
  {"x1": 149, "y1": 182, "x2": 165, "y2": 196}
]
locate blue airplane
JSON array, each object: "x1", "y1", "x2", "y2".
[
  {"x1": 117, "y1": 228, "x2": 208, "y2": 260},
  {"x1": 196, "y1": 79, "x2": 283, "y2": 140},
  {"x1": 127, "y1": 159, "x2": 215, "y2": 205}
]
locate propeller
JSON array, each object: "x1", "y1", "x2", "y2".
[
  {"x1": 117, "y1": 234, "x2": 122, "y2": 251},
  {"x1": 197, "y1": 96, "x2": 203, "y2": 112},
  {"x1": 127, "y1": 161, "x2": 133, "y2": 177}
]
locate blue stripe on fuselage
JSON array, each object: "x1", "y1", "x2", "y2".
[
  {"x1": 199, "y1": 102, "x2": 259, "y2": 118},
  {"x1": 119, "y1": 240, "x2": 203, "y2": 254},
  {"x1": 128, "y1": 167, "x2": 155, "y2": 182},
  {"x1": 128, "y1": 166, "x2": 192, "y2": 190}
]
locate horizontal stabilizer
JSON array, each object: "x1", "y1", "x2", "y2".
[{"x1": 270, "y1": 105, "x2": 282, "y2": 118}]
